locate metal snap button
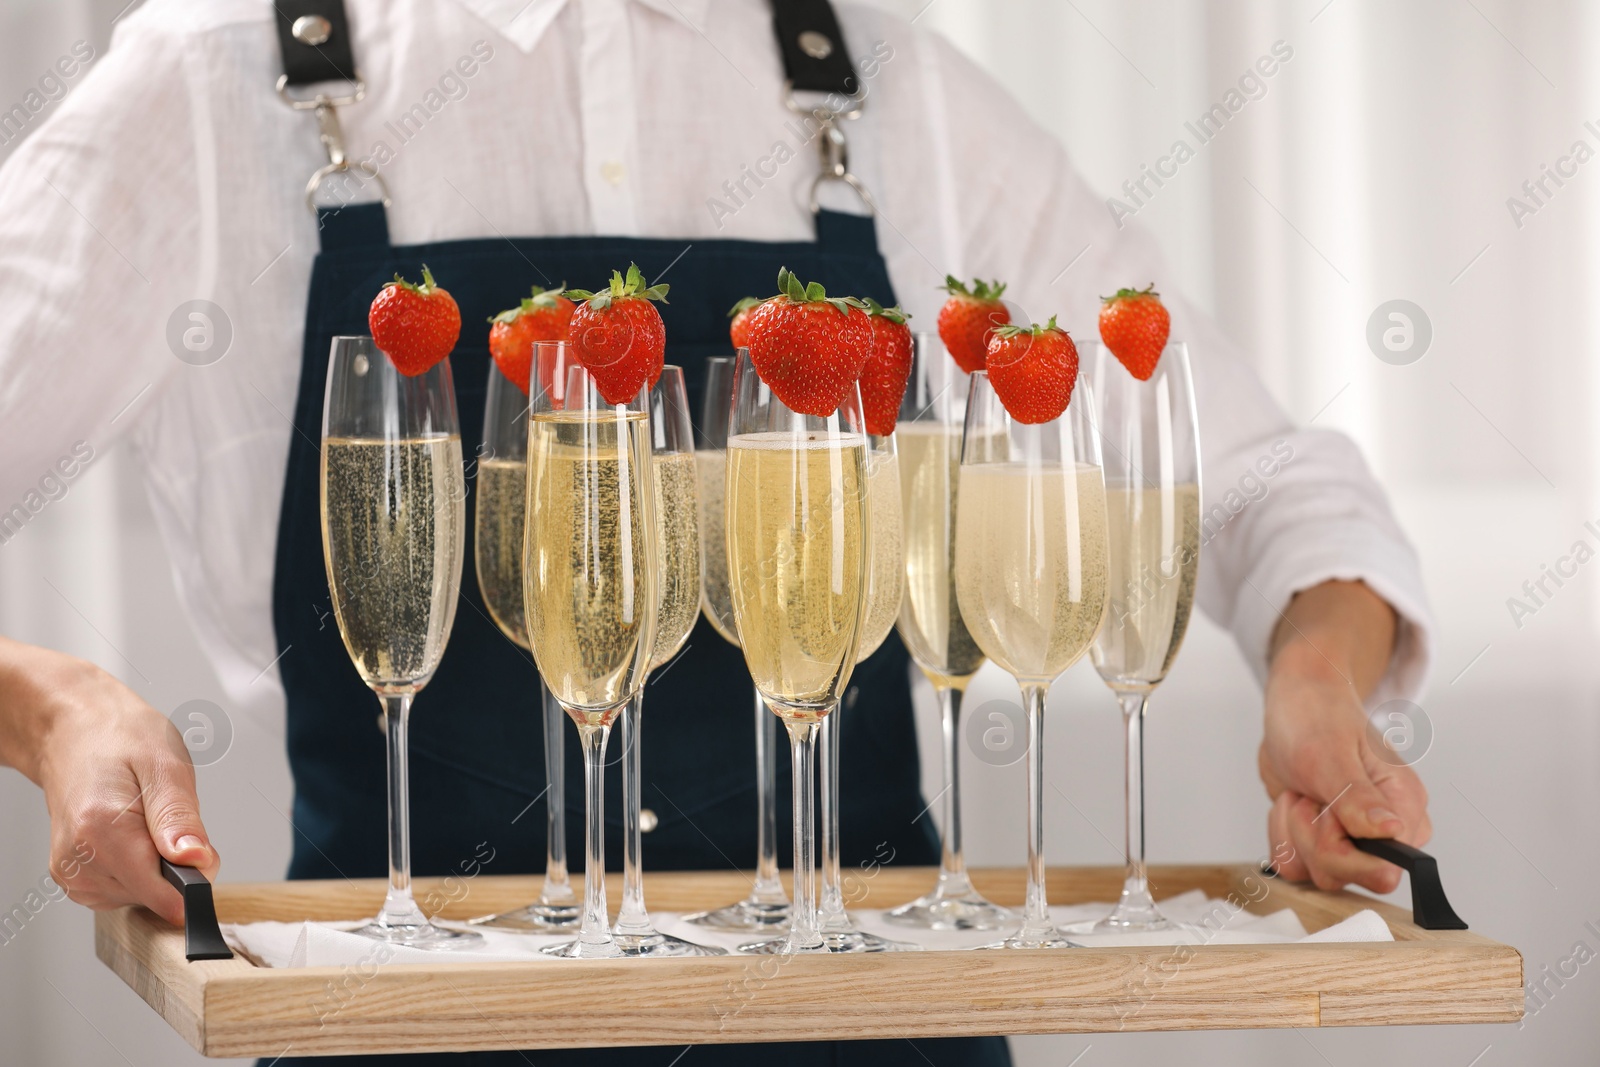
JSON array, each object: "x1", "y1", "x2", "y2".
[
  {"x1": 798, "y1": 31, "x2": 834, "y2": 60},
  {"x1": 292, "y1": 15, "x2": 333, "y2": 46}
]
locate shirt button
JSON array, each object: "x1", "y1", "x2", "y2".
[
  {"x1": 639, "y1": 808, "x2": 658, "y2": 833},
  {"x1": 600, "y1": 160, "x2": 626, "y2": 186}
]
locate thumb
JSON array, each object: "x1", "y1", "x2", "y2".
[
  {"x1": 141, "y1": 768, "x2": 220, "y2": 881},
  {"x1": 1324, "y1": 759, "x2": 1406, "y2": 841}
]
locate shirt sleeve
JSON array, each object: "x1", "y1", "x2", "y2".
[
  {"x1": 920, "y1": 32, "x2": 1433, "y2": 703},
  {"x1": 0, "y1": 18, "x2": 200, "y2": 512}
]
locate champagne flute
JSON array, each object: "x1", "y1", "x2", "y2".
[
  {"x1": 468, "y1": 343, "x2": 579, "y2": 933},
  {"x1": 525, "y1": 365, "x2": 657, "y2": 959},
  {"x1": 684, "y1": 354, "x2": 791, "y2": 932},
  {"x1": 855, "y1": 432, "x2": 905, "y2": 662},
  {"x1": 613, "y1": 367, "x2": 725, "y2": 957},
  {"x1": 1082, "y1": 341, "x2": 1201, "y2": 932},
  {"x1": 886, "y1": 335, "x2": 1013, "y2": 931},
  {"x1": 955, "y1": 369, "x2": 1107, "y2": 950},
  {"x1": 319, "y1": 335, "x2": 479, "y2": 948},
  {"x1": 815, "y1": 431, "x2": 916, "y2": 952},
  {"x1": 725, "y1": 350, "x2": 872, "y2": 955}
]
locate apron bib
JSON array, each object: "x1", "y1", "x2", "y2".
[{"x1": 273, "y1": 205, "x2": 940, "y2": 883}]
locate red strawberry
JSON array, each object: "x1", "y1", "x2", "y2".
[
  {"x1": 566, "y1": 264, "x2": 670, "y2": 405},
  {"x1": 368, "y1": 266, "x2": 461, "y2": 376},
  {"x1": 728, "y1": 296, "x2": 764, "y2": 350},
  {"x1": 860, "y1": 300, "x2": 914, "y2": 435},
  {"x1": 937, "y1": 276, "x2": 1010, "y2": 374},
  {"x1": 1098, "y1": 284, "x2": 1170, "y2": 381},
  {"x1": 746, "y1": 268, "x2": 873, "y2": 418},
  {"x1": 985, "y1": 316, "x2": 1079, "y2": 425},
  {"x1": 488, "y1": 284, "x2": 576, "y2": 395}
]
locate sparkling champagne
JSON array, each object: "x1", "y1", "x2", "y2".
[
  {"x1": 651, "y1": 451, "x2": 701, "y2": 669},
  {"x1": 856, "y1": 447, "x2": 903, "y2": 662},
  {"x1": 895, "y1": 423, "x2": 986, "y2": 688},
  {"x1": 1091, "y1": 484, "x2": 1200, "y2": 689},
  {"x1": 726, "y1": 431, "x2": 869, "y2": 718},
  {"x1": 321, "y1": 435, "x2": 466, "y2": 693},
  {"x1": 695, "y1": 449, "x2": 740, "y2": 646},
  {"x1": 955, "y1": 462, "x2": 1109, "y2": 683},
  {"x1": 525, "y1": 411, "x2": 654, "y2": 717},
  {"x1": 474, "y1": 456, "x2": 529, "y2": 649}
]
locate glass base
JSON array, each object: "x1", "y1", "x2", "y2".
[
  {"x1": 979, "y1": 930, "x2": 1080, "y2": 950},
  {"x1": 542, "y1": 937, "x2": 625, "y2": 959},
  {"x1": 822, "y1": 928, "x2": 919, "y2": 953},
  {"x1": 348, "y1": 920, "x2": 482, "y2": 949},
  {"x1": 683, "y1": 897, "x2": 791, "y2": 932},
  {"x1": 884, "y1": 888, "x2": 1014, "y2": 931},
  {"x1": 736, "y1": 934, "x2": 827, "y2": 955},
  {"x1": 1093, "y1": 909, "x2": 1173, "y2": 934},
  {"x1": 738, "y1": 928, "x2": 918, "y2": 954},
  {"x1": 466, "y1": 901, "x2": 582, "y2": 933},
  {"x1": 1069, "y1": 889, "x2": 1174, "y2": 934},
  {"x1": 614, "y1": 930, "x2": 728, "y2": 957}
]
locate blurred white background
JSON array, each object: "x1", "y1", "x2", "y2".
[{"x1": 2, "y1": 0, "x2": 1597, "y2": 1064}]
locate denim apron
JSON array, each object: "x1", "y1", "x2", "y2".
[{"x1": 266, "y1": 199, "x2": 1011, "y2": 1067}]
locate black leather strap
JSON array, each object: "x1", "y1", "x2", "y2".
[
  {"x1": 274, "y1": 0, "x2": 359, "y2": 87},
  {"x1": 771, "y1": 0, "x2": 859, "y2": 96}
]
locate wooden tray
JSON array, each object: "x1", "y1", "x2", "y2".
[{"x1": 95, "y1": 865, "x2": 1523, "y2": 1058}]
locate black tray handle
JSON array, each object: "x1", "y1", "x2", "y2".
[
  {"x1": 159, "y1": 858, "x2": 235, "y2": 961},
  {"x1": 1348, "y1": 838, "x2": 1468, "y2": 930}
]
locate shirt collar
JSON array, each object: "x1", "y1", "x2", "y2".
[{"x1": 451, "y1": 0, "x2": 716, "y2": 55}]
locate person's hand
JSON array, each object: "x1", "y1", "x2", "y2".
[
  {"x1": 0, "y1": 639, "x2": 219, "y2": 925},
  {"x1": 1257, "y1": 581, "x2": 1431, "y2": 894}
]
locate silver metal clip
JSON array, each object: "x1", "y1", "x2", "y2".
[
  {"x1": 809, "y1": 116, "x2": 877, "y2": 216},
  {"x1": 276, "y1": 75, "x2": 390, "y2": 214},
  {"x1": 782, "y1": 81, "x2": 876, "y2": 216}
]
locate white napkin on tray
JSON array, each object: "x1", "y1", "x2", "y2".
[{"x1": 222, "y1": 888, "x2": 1392, "y2": 969}]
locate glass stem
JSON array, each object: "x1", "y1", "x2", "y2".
[
  {"x1": 935, "y1": 684, "x2": 974, "y2": 891},
  {"x1": 540, "y1": 681, "x2": 574, "y2": 905},
  {"x1": 786, "y1": 718, "x2": 822, "y2": 951},
  {"x1": 616, "y1": 691, "x2": 653, "y2": 936},
  {"x1": 1017, "y1": 685, "x2": 1053, "y2": 942},
  {"x1": 751, "y1": 687, "x2": 786, "y2": 903},
  {"x1": 377, "y1": 695, "x2": 426, "y2": 929},
  {"x1": 819, "y1": 707, "x2": 847, "y2": 929},
  {"x1": 1119, "y1": 690, "x2": 1154, "y2": 909},
  {"x1": 576, "y1": 721, "x2": 614, "y2": 951}
]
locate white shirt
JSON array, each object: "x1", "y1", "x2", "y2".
[{"x1": 0, "y1": 0, "x2": 1432, "y2": 712}]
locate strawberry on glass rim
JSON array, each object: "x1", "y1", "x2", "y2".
[
  {"x1": 984, "y1": 316, "x2": 1080, "y2": 425},
  {"x1": 566, "y1": 263, "x2": 670, "y2": 405},
  {"x1": 745, "y1": 268, "x2": 873, "y2": 418},
  {"x1": 937, "y1": 276, "x2": 1011, "y2": 374},
  {"x1": 487, "y1": 284, "x2": 576, "y2": 396},
  {"x1": 1098, "y1": 284, "x2": 1171, "y2": 381},
  {"x1": 728, "y1": 296, "x2": 766, "y2": 350},
  {"x1": 859, "y1": 299, "x2": 913, "y2": 436},
  {"x1": 368, "y1": 265, "x2": 461, "y2": 376}
]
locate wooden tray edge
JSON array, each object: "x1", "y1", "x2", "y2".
[{"x1": 95, "y1": 908, "x2": 210, "y2": 1054}]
